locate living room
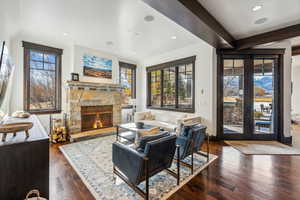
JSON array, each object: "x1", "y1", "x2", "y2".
[{"x1": 1, "y1": 0, "x2": 300, "y2": 200}]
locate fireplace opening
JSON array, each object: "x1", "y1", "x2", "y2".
[{"x1": 81, "y1": 105, "x2": 113, "y2": 132}]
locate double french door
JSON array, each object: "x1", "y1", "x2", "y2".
[{"x1": 218, "y1": 51, "x2": 284, "y2": 141}]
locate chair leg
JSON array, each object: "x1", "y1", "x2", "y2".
[
  {"x1": 207, "y1": 132, "x2": 210, "y2": 162},
  {"x1": 191, "y1": 152, "x2": 194, "y2": 174},
  {"x1": 191, "y1": 140, "x2": 194, "y2": 174},
  {"x1": 116, "y1": 126, "x2": 119, "y2": 141},
  {"x1": 145, "y1": 158, "x2": 149, "y2": 200},
  {"x1": 177, "y1": 146, "x2": 180, "y2": 185},
  {"x1": 113, "y1": 165, "x2": 116, "y2": 182}
]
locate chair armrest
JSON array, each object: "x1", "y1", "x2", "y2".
[
  {"x1": 134, "y1": 111, "x2": 149, "y2": 122},
  {"x1": 112, "y1": 142, "x2": 146, "y2": 184}
]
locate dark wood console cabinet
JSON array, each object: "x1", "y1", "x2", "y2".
[{"x1": 0, "y1": 115, "x2": 49, "y2": 200}]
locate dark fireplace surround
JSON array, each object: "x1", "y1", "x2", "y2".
[{"x1": 81, "y1": 105, "x2": 113, "y2": 131}]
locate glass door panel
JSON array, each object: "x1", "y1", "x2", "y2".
[
  {"x1": 253, "y1": 59, "x2": 274, "y2": 134},
  {"x1": 223, "y1": 59, "x2": 244, "y2": 134}
]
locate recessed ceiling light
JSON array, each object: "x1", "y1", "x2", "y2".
[
  {"x1": 254, "y1": 17, "x2": 268, "y2": 25},
  {"x1": 144, "y1": 15, "x2": 155, "y2": 22},
  {"x1": 106, "y1": 41, "x2": 114, "y2": 46},
  {"x1": 171, "y1": 36, "x2": 177, "y2": 40},
  {"x1": 252, "y1": 5, "x2": 263, "y2": 12},
  {"x1": 63, "y1": 33, "x2": 68, "y2": 36}
]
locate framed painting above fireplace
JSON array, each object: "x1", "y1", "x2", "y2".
[{"x1": 82, "y1": 54, "x2": 112, "y2": 79}]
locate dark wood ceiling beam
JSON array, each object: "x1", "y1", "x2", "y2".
[
  {"x1": 142, "y1": 0, "x2": 235, "y2": 48},
  {"x1": 292, "y1": 45, "x2": 300, "y2": 56},
  {"x1": 234, "y1": 24, "x2": 300, "y2": 50}
]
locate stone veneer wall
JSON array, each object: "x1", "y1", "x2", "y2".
[{"x1": 66, "y1": 81, "x2": 122, "y2": 134}]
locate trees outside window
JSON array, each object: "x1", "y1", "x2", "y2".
[
  {"x1": 119, "y1": 62, "x2": 136, "y2": 107},
  {"x1": 150, "y1": 70, "x2": 161, "y2": 107},
  {"x1": 23, "y1": 41, "x2": 62, "y2": 114}
]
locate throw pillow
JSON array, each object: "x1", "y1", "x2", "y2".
[
  {"x1": 12, "y1": 111, "x2": 31, "y2": 118},
  {"x1": 139, "y1": 127, "x2": 160, "y2": 136},
  {"x1": 144, "y1": 112, "x2": 155, "y2": 120}
]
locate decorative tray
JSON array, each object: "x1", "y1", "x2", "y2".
[{"x1": 0, "y1": 122, "x2": 33, "y2": 142}]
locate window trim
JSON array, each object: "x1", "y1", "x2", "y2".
[
  {"x1": 146, "y1": 56, "x2": 196, "y2": 113},
  {"x1": 119, "y1": 61, "x2": 137, "y2": 100},
  {"x1": 23, "y1": 41, "x2": 63, "y2": 114}
]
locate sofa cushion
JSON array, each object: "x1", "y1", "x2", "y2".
[
  {"x1": 135, "y1": 111, "x2": 151, "y2": 121},
  {"x1": 155, "y1": 112, "x2": 186, "y2": 124},
  {"x1": 136, "y1": 131, "x2": 170, "y2": 152}
]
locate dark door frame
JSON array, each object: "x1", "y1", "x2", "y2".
[{"x1": 216, "y1": 49, "x2": 285, "y2": 142}]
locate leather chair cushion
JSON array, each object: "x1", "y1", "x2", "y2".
[{"x1": 136, "y1": 131, "x2": 170, "y2": 152}]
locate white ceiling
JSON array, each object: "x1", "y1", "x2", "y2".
[
  {"x1": 198, "y1": 0, "x2": 300, "y2": 40},
  {"x1": 18, "y1": 0, "x2": 202, "y2": 62}
]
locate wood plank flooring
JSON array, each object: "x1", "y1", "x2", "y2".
[{"x1": 50, "y1": 140, "x2": 300, "y2": 200}]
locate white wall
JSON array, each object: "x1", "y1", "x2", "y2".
[
  {"x1": 9, "y1": 32, "x2": 137, "y2": 131},
  {"x1": 137, "y1": 42, "x2": 217, "y2": 136},
  {"x1": 292, "y1": 55, "x2": 300, "y2": 115},
  {"x1": 73, "y1": 45, "x2": 120, "y2": 84}
]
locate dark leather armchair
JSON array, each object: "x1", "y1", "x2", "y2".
[
  {"x1": 176, "y1": 124, "x2": 209, "y2": 174},
  {"x1": 112, "y1": 134, "x2": 180, "y2": 200}
]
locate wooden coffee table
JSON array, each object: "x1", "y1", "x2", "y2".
[{"x1": 116, "y1": 123, "x2": 158, "y2": 143}]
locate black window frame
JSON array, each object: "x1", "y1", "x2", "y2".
[
  {"x1": 119, "y1": 61, "x2": 137, "y2": 109},
  {"x1": 146, "y1": 56, "x2": 196, "y2": 113},
  {"x1": 23, "y1": 41, "x2": 63, "y2": 114}
]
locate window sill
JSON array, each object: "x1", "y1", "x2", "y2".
[
  {"x1": 146, "y1": 106, "x2": 195, "y2": 113},
  {"x1": 122, "y1": 105, "x2": 134, "y2": 109},
  {"x1": 27, "y1": 110, "x2": 62, "y2": 115}
]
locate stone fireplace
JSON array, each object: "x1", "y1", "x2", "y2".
[{"x1": 66, "y1": 81, "x2": 122, "y2": 134}]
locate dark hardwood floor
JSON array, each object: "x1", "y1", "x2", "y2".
[{"x1": 50, "y1": 141, "x2": 300, "y2": 200}]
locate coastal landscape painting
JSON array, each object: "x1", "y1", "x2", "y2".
[{"x1": 82, "y1": 54, "x2": 112, "y2": 79}]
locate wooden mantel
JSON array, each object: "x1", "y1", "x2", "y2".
[{"x1": 66, "y1": 81, "x2": 123, "y2": 91}]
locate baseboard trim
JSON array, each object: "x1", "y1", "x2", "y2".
[
  {"x1": 282, "y1": 136, "x2": 293, "y2": 145},
  {"x1": 208, "y1": 136, "x2": 219, "y2": 141}
]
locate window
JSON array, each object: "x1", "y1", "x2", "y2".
[
  {"x1": 119, "y1": 62, "x2": 136, "y2": 107},
  {"x1": 23, "y1": 41, "x2": 63, "y2": 114},
  {"x1": 178, "y1": 64, "x2": 193, "y2": 109},
  {"x1": 163, "y1": 67, "x2": 176, "y2": 108},
  {"x1": 150, "y1": 70, "x2": 161, "y2": 107},
  {"x1": 147, "y1": 56, "x2": 195, "y2": 113}
]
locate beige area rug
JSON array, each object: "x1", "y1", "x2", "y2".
[
  {"x1": 60, "y1": 135, "x2": 218, "y2": 200},
  {"x1": 225, "y1": 140, "x2": 300, "y2": 155}
]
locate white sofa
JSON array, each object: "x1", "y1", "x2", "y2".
[{"x1": 134, "y1": 111, "x2": 201, "y2": 133}]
